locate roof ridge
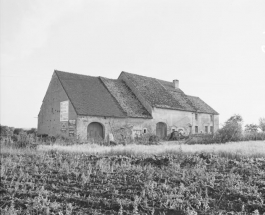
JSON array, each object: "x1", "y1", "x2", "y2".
[
  {"x1": 187, "y1": 95, "x2": 199, "y2": 98},
  {"x1": 120, "y1": 71, "x2": 174, "y2": 84}
]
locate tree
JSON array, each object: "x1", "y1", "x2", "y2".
[
  {"x1": 217, "y1": 114, "x2": 243, "y2": 143},
  {"x1": 245, "y1": 124, "x2": 259, "y2": 133},
  {"x1": 13, "y1": 128, "x2": 23, "y2": 135},
  {"x1": 27, "y1": 128, "x2": 37, "y2": 135},
  {"x1": 259, "y1": 118, "x2": 265, "y2": 132},
  {"x1": 226, "y1": 114, "x2": 243, "y2": 124},
  {"x1": 0, "y1": 125, "x2": 9, "y2": 137}
]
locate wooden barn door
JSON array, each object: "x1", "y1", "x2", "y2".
[
  {"x1": 87, "y1": 122, "x2": 104, "y2": 141},
  {"x1": 156, "y1": 122, "x2": 167, "y2": 139}
]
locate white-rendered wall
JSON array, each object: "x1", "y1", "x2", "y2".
[
  {"x1": 151, "y1": 108, "x2": 192, "y2": 135},
  {"x1": 152, "y1": 108, "x2": 219, "y2": 135}
]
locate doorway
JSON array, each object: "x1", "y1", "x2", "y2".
[
  {"x1": 87, "y1": 122, "x2": 104, "y2": 141},
  {"x1": 156, "y1": 122, "x2": 167, "y2": 139}
]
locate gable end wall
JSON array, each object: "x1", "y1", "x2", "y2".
[{"x1": 38, "y1": 73, "x2": 77, "y2": 137}]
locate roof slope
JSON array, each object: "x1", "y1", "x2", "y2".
[
  {"x1": 158, "y1": 79, "x2": 198, "y2": 112},
  {"x1": 55, "y1": 70, "x2": 151, "y2": 118},
  {"x1": 119, "y1": 72, "x2": 195, "y2": 111},
  {"x1": 54, "y1": 70, "x2": 218, "y2": 116},
  {"x1": 100, "y1": 78, "x2": 152, "y2": 118},
  {"x1": 119, "y1": 72, "x2": 218, "y2": 114},
  {"x1": 55, "y1": 70, "x2": 126, "y2": 117},
  {"x1": 187, "y1": 95, "x2": 218, "y2": 115}
]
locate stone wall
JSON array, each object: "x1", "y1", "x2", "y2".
[
  {"x1": 76, "y1": 116, "x2": 152, "y2": 142},
  {"x1": 38, "y1": 73, "x2": 77, "y2": 137},
  {"x1": 76, "y1": 108, "x2": 219, "y2": 142}
]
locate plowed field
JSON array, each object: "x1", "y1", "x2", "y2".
[{"x1": 1, "y1": 147, "x2": 265, "y2": 214}]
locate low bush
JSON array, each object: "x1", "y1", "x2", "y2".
[
  {"x1": 243, "y1": 132, "x2": 265, "y2": 141},
  {"x1": 215, "y1": 114, "x2": 243, "y2": 143},
  {"x1": 148, "y1": 134, "x2": 160, "y2": 144},
  {"x1": 167, "y1": 131, "x2": 188, "y2": 141},
  {"x1": 11, "y1": 132, "x2": 36, "y2": 148},
  {"x1": 186, "y1": 134, "x2": 216, "y2": 145},
  {"x1": 133, "y1": 133, "x2": 161, "y2": 145},
  {"x1": 134, "y1": 133, "x2": 150, "y2": 144}
]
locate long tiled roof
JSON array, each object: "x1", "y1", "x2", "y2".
[
  {"x1": 55, "y1": 70, "x2": 151, "y2": 118},
  {"x1": 55, "y1": 70, "x2": 218, "y2": 117},
  {"x1": 119, "y1": 72, "x2": 218, "y2": 114}
]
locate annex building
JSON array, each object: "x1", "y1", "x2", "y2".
[{"x1": 38, "y1": 70, "x2": 219, "y2": 141}]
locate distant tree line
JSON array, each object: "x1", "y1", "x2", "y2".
[{"x1": 0, "y1": 125, "x2": 37, "y2": 138}]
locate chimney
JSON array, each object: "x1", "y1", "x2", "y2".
[{"x1": 173, "y1": 79, "x2": 179, "y2": 89}]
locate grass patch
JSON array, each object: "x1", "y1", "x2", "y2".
[{"x1": 38, "y1": 140, "x2": 265, "y2": 158}]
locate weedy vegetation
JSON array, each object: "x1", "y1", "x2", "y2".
[{"x1": 1, "y1": 140, "x2": 265, "y2": 215}]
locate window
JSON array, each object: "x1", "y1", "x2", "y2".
[
  {"x1": 210, "y1": 126, "x2": 213, "y2": 133},
  {"x1": 205, "y1": 126, "x2": 208, "y2": 133},
  {"x1": 195, "y1": 126, "x2": 198, "y2": 134},
  {"x1": 143, "y1": 128, "x2": 147, "y2": 134},
  {"x1": 210, "y1": 115, "x2": 213, "y2": 122},
  {"x1": 195, "y1": 113, "x2": 198, "y2": 120}
]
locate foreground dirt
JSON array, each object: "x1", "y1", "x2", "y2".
[{"x1": 1, "y1": 149, "x2": 265, "y2": 214}]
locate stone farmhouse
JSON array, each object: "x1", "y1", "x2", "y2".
[{"x1": 38, "y1": 70, "x2": 219, "y2": 141}]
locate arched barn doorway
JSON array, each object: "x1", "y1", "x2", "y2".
[
  {"x1": 87, "y1": 122, "x2": 104, "y2": 141},
  {"x1": 156, "y1": 122, "x2": 167, "y2": 139}
]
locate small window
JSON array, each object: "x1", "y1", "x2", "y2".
[
  {"x1": 205, "y1": 126, "x2": 208, "y2": 133},
  {"x1": 195, "y1": 126, "x2": 198, "y2": 134},
  {"x1": 210, "y1": 115, "x2": 213, "y2": 122},
  {"x1": 210, "y1": 126, "x2": 213, "y2": 133},
  {"x1": 143, "y1": 128, "x2": 147, "y2": 134},
  {"x1": 195, "y1": 113, "x2": 198, "y2": 120}
]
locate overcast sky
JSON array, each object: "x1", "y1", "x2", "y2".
[{"x1": 1, "y1": 0, "x2": 265, "y2": 129}]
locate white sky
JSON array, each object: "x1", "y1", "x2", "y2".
[{"x1": 1, "y1": 0, "x2": 265, "y2": 129}]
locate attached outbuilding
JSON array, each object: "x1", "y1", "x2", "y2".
[{"x1": 38, "y1": 70, "x2": 219, "y2": 142}]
